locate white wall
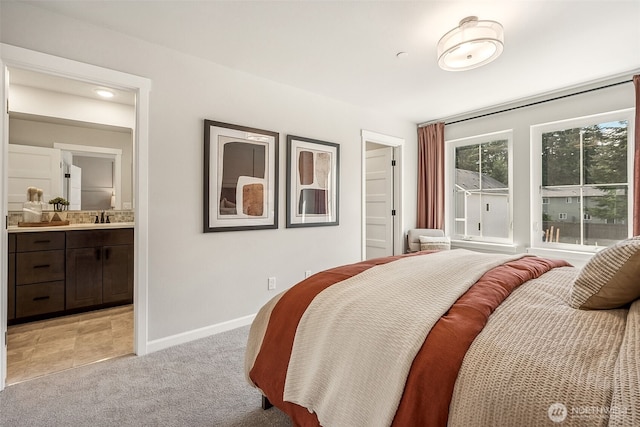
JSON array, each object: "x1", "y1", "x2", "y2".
[
  {"x1": 10, "y1": 84, "x2": 134, "y2": 129},
  {"x1": 444, "y1": 79, "x2": 635, "y2": 253},
  {"x1": 0, "y1": 2, "x2": 417, "y2": 341}
]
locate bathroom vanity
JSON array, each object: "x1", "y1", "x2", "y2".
[{"x1": 7, "y1": 223, "x2": 134, "y2": 324}]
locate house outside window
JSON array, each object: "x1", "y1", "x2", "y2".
[
  {"x1": 531, "y1": 109, "x2": 634, "y2": 250},
  {"x1": 447, "y1": 130, "x2": 513, "y2": 243}
]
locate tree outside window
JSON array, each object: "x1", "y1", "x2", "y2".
[{"x1": 539, "y1": 117, "x2": 630, "y2": 247}]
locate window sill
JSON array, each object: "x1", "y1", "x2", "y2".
[
  {"x1": 451, "y1": 239, "x2": 519, "y2": 254},
  {"x1": 526, "y1": 247, "x2": 594, "y2": 268}
]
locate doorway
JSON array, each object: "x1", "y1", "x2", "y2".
[
  {"x1": 365, "y1": 144, "x2": 395, "y2": 258},
  {"x1": 0, "y1": 44, "x2": 151, "y2": 390},
  {"x1": 361, "y1": 130, "x2": 404, "y2": 260}
]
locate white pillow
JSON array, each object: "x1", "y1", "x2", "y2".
[{"x1": 418, "y1": 235, "x2": 450, "y2": 251}]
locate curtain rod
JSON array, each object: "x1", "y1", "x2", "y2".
[{"x1": 419, "y1": 79, "x2": 633, "y2": 127}]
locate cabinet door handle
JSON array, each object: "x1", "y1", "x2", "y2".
[
  {"x1": 105, "y1": 248, "x2": 110, "y2": 260},
  {"x1": 96, "y1": 248, "x2": 102, "y2": 261},
  {"x1": 33, "y1": 264, "x2": 51, "y2": 269},
  {"x1": 34, "y1": 240, "x2": 51, "y2": 244},
  {"x1": 33, "y1": 296, "x2": 50, "y2": 301}
]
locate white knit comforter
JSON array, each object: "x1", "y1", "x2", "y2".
[{"x1": 282, "y1": 249, "x2": 524, "y2": 427}]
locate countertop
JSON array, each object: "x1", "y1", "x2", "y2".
[{"x1": 8, "y1": 222, "x2": 135, "y2": 233}]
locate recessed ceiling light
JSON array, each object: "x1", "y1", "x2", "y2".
[{"x1": 95, "y1": 88, "x2": 115, "y2": 98}]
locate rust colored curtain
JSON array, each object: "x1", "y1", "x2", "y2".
[
  {"x1": 417, "y1": 122, "x2": 445, "y2": 229},
  {"x1": 634, "y1": 75, "x2": 640, "y2": 236}
]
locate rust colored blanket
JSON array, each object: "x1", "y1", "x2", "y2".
[{"x1": 247, "y1": 252, "x2": 569, "y2": 427}]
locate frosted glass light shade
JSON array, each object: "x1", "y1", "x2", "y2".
[{"x1": 437, "y1": 16, "x2": 504, "y2": 71}]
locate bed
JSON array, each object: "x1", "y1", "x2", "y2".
[{"x1": 245, "y1": 238, "x2": 640, "y2": 426}]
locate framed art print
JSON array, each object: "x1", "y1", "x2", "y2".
[
  {"x1": 286, "y1": 135, "x2": 339, "y2": 228},
  {"x1": 204, "y1": 120, "x2": 278, "y2": 232}
]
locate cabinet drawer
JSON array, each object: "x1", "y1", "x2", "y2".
[
  {"x1": 104, "y1": 228, "x2": 134, "y2": 246},
  {"x1": 16, "y1": 250, "x2": 65, "y2": 285},
  {"x1": 17, "y1": 232, "x2": 65, "y2": 252},
  {"x1": 16, "y1": 281, "x2": 65, "y2": 318},
  {"x1": 66, "y1": 229, "x2": 133, "y2": 248}
]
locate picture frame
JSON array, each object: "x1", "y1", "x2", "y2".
[
  {"x1": 286, "y1": 135, "x2": 340, "y2": 228},
  {"x1": 204, "y1": 120, "x2": 278, "y2": 232}
]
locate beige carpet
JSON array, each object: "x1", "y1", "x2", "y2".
[{"x1": 0, "y1": 326, "x2": 292, "y2": 426}]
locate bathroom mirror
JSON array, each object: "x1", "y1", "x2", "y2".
[{"x1": 7, "y1": 68, "x2": 135, "y2": 211}]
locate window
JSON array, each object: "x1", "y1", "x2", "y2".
[
  {"x1": 448, "y1": 130, "x2": 513, "y2": 243},
  {"x1": 531, "y1": 109, "x2": 634, "y2": 250}
]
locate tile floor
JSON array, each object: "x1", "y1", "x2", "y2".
[{"x1": 6, "y1": 305, "x2": 133, "y2": 385}]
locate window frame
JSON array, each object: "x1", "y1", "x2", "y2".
[
  {"x1": 445, "y1": 129, "x2": 514, "y2": 244},
  {"x1": 530, "y1": 108, "x2": 635, "y2": 252}
]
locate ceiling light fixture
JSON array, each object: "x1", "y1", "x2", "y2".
[
  {"x1": 437, "y1": 16, "x2": 504, "y2": 72},
  {"x1": 95, "y1": 88, "x2": 115, "y2": 98}
]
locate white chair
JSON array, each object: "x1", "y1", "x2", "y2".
[{"x1": 406, "y1": 228, "x2": 445, "y2": 253}]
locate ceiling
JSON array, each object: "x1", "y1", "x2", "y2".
[{"x1": 21, "y1": 1, "x2": 640, "y2": 123}]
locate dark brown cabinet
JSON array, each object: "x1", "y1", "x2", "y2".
[
  {"x1": 66, "y1": 229, "x2": 133, "y2": 309},
  {"x1": 102, "y1": 244, "x2": 134, "y2": 304},
  {"x1": 65, "y1": 246, "x2": 103, "y2": 309},
  {"x1": 8, "y1": 227, "x2": 134, "y2": 322},
  {"x1": 14, "y1": 232, "x2": 66, "y2": 319},
  {"x1": 8, "y1": 234, "x2": 16, "y2": 320}
]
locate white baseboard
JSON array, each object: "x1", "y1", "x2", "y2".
[{"x1": 146, "y1": 313, "x2": 256, "y2": 354}]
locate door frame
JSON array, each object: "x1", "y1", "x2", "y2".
[
  {"x1": 360, "y1": 129, "x2": 404, "y2": 260},
  {"x1": 0, "y1": 44, "x2": 151, "y2": 391}
]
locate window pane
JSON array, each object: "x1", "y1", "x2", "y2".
[
  {"x1": 455, "y1": 144, "x2": 479, "y2": 238},
  {"x1": 541, "y1": 128, "x2": 580, "y2": 186},
  {"x1": 481, "y1": 191, "x2": 509, "y2": 238},
  {"x1": 454, "y1": 189, "x2": 465, "y2": 218},
  {"x1": 465, "y1": 197, "x2": 481, "y2": 237},
  {"x1": 452, "y1": 133, "x2": 512, "y2": 242},
  {"x1": 584, "y1": 186, "x2": 628, "y2": 246},
  {"x1": 583, "y1": 121, "x2": 628, "y2": 185},
  {"x1": 481, "y1": 140, "x2": 509, "y2": 187},
  {"x1": 456, "y1": 144, "x2": 479, "y2": 176},
  {"x1": 541, "y1": 187, "x2": 581, "y2": 244}
]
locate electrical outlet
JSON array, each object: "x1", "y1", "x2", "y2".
[
  {"x1": 268, "y1": 277, "x2": 276, "y2": 290},
  {"x1": 305, "y1": 270, "x2": 312, "y2": 278}
]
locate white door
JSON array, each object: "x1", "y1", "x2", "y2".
[
  {"x1": 365, "y1": 146, "x2": 394, "y2": 259},
  {"x1": 8, "y1": 144, "x2": 62, "y2": 211},
  {"x1": 68, "y1": 164, "x2": 82, "y2": 210}
]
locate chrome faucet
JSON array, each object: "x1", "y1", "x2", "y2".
[{"x1": 100, "y1": 210, "x2": 105, "y2": 223}]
